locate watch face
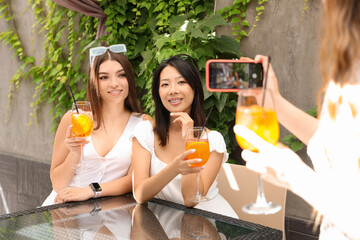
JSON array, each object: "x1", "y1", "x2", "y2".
[{"x1": 91, "y1": 182, "x2": 102, "y2": 191}]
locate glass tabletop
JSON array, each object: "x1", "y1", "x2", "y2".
[{"x1": 0, "y1": 194, "x2": 282, "y2": 239}]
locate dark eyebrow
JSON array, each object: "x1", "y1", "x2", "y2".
[
  {"x1": 98, "y1": 68, "x2": 124, "y2": 75},
  {"x1": 160, "y1": 75, "x2": 184, "y2": 82}
]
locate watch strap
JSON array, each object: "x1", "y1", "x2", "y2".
[{"x1": 94, "y1": 191, "x2": 101, "y2": 198}]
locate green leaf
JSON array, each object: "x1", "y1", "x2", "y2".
[
  {"x1": 229, "y1": 9, "x2": 241, "y2": 15},
  {"x1": 169, "y1": 14, "x2": 189, "y2": 29},
  {"x1": 171, "y1": 30, "x2": 185, "y2": 41},
  {"x1": 154, "y1": 2, "x2": 165, "y2": 12},
  {"x1": 116, "y1": 15, "x2": 126, "y2": 25},
  {"x1": 187, "y1": 27, "x2": 206, "y2": 39},
  {"x1": 256, "y1": 6, "x2": 265, "y2": 12},
  {"x1": 240, "y1": 30, "x2": 248, "y2": 36},
  {"x1": 210, "y1": 35, "x2": 240, "y2": 55},
  {"x1": 198, "y1": 14, "x2": 228, "y2": 30},
  {"x1": 241, "y1": 20, "x2": 250, "y2": 27},
  {"x1": 216, "y1": 93, "x2": 228, "y2": 112},
  {"x1": 155, "y1": 37, "x2": 170, "y2": 50},
  {"x1": 231, "y1": 17, "x2": 240, "y2": 24}
]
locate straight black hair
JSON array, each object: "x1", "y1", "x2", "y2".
[{"x1": 152, "y1": 54, "x2": 206, "y2": 146}]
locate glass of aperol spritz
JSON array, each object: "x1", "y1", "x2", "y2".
[
  {"x1": 185, "y1": 127, "x2": 210, "y2": 202},
  {"x1": 71, "y1": 101, "x2": 94, "y2": 169},
  {"x1": 234, "y1": 89, "x2": 282, "y2": 215}
]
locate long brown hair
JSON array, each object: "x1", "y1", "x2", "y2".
[
  {"x1": 319, "y1": 0, "x2": 360, "y2": 108},
  {"x1": 87, "y1": 51, "x2": 142, "y2": 130}
]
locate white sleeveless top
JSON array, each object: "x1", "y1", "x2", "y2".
[
  {"x1": 131, "y1": 120, "x2": 238, "y2": 218},
  {"x1": 42, "y1": 113, "x2": 144, "y2": 206},
  {"x1": 307, "y1": 82, "x2": 360, "y2": 239}
]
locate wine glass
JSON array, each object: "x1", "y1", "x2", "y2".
[
  {"x1": 234, "y1": 89, "x2": 282, "y2": 215},
  {"x1": 185, "y1": 127, "x2": 210, "y2": 202},
  {"x1": 71, "y1": 101, "x2": 94, "y2": 169}
]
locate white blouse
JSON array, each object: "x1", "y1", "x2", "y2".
[
  {"x1": 307, "y1": 82, "x2": 360, "y2": 239},
  {"x1": 131, "y1": 120, "x2": 238, "y2": 218},
  {"x1": 42, "y1": 113, "x2": 144, "y2": 206}
]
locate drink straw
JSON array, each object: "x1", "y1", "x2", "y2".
[
  {"x1": 261, "y1": 56, "x2": 271, "y2": 107},
  {"x1": 198, "y1": 106, "x2": 214, "y2": 139},
  {"x1": 68, "y1": 85, "x2": 79, "y2": 114}
]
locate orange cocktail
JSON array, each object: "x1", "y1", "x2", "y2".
[
  {"x1": 71, "y1": 113, "x2": 94, "y2": 137},
  {"x1": 185, "y1": 140, "x2": 210, "y2": 167},
  {"x1": 235, "y1": 105, "x2": 279, "y2": 152}
]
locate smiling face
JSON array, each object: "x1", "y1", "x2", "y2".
[
  {"x1": 159, "y1": 65, "x2": 195, "y2": 114},
  {"x1": 98, "y1": 59, "x2": 129, "y2": 105}
]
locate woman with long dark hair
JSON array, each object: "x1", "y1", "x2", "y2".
[{"x1": 131, "y1": 54, "x2": 237, "y2": 218}]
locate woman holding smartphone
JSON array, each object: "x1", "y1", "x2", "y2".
[{"x1": 235, "y1": 0, "x2": 360, "y2": 239}]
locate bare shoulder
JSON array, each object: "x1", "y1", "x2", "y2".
[
  {"x1": 148, "y1": 118, "x2": 156, "y2": 128},
  {"x1": 142, "y1": 114, "x2": 153, "y2": 121},
  {"x1": 57, "y1": 111, "x2": 72, "y2": 130}
]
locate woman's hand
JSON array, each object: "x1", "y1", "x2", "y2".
[
  {"x1": 54, "y1": 186, "x2": 94, "y2": 204},
  {"x1": 170, "y1": 112, "x2": 194, "y2": 140},
  {"x1": 64, "y1": 125, "x2": 89, "y2": 158},
  {"x1": 170, "y1": 149, "x2": 203, "y2": 175},
  {"x1": 253, "y1": 55, "x2": 281, "y2": 98},
  {"x1": 234, "y1": 125, "x2": 305, "y2": 189}
]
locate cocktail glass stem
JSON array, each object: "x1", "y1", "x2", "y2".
[
  {"x1": 80, "y1": 145, "x2": 85, "y2": 167},
  {"x1": 74, "y1": 144, "x2": 91, "y2": 169},
  {"x1": 256, "y1": 176, "x2": 268, "y2": 206},
  {"x1": 242, "y1": 176, "x2": 282, "y2": 215},
  {"x1": 196, "y1": 173, "x2": 201, "y2": 201}
]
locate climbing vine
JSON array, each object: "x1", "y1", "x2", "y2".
[{"x1": 0, "y1": 0, "x2": 268, "y2": 156}]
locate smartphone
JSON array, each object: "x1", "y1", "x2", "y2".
[{"x1": 205, "y1": 59, "x2": 263, "y2": 92}]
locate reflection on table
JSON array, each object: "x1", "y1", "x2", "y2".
[{"x1": 0, "y1": 194, "x2": 282, "y2": 239}]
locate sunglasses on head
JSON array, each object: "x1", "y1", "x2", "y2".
[{"x1": 89, "y1": 44, "x2": 127, "y2": 64}]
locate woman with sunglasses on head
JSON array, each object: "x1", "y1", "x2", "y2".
[
  {"x1": 42, "y1": 44, "x2": 151, "y2": 206},
  {"x1": 131, "y1": 54, "x2": 237, "y2": 218},
  {"x1": 235, "y1": 0, "x2": 360, "y2": 239}
]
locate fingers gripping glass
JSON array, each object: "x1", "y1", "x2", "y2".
[{"x1": 89, "y1": 44, "x2": 127, "y2": 64}]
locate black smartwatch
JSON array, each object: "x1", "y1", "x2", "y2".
[{"x1": 90, "y1": 182, "x2": 102, "y2": 198}]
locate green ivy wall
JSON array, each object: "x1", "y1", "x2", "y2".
[{"x1": 1, "y1": 0, "x2": 322, "y2": 222}]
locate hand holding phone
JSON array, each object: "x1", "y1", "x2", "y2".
[{"x1": 205, "y1": 59, "x2": 263, "y2": 92}]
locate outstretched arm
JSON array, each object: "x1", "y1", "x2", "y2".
[{"x1": 251, "y1": 55, "x2": 319, "y2": 145}]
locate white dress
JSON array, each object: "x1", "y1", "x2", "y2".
[
  {"x1": 307, "y1": 82, "x2": 360, "y2": 239},
  {"x1": 42, "y1": 113, "x2": 144, "y2": 206},
  {"x1": 131, "y1": 120, "x2": 238, "y2": 218}
]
